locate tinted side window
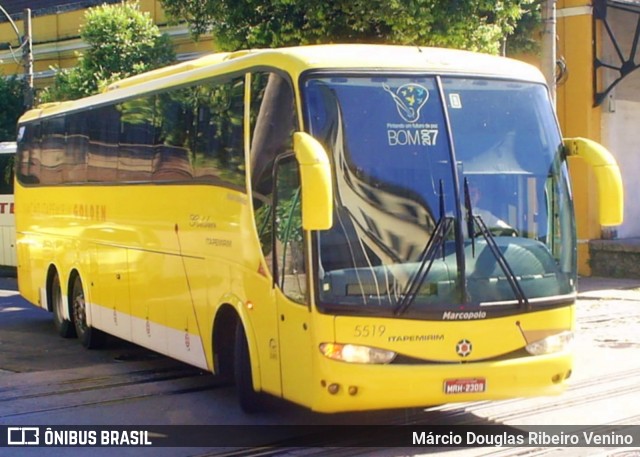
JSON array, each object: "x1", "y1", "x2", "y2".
[
  {"x1": 193, "y1": 77, "x2": 245, "y2": 187},
  {"x1": 87, "y1": 105, "x2": 120, "y2": 182},
  {"x1": 17, "y1": 123, "x2": 41, "y2": 184},
  {"x1": 274, "y1": 156, "x2": 305, "y2": 303},
  {"x1": 118, "y1": 96, "x2": 157, "y2": 181},
  {"x1": 40, "y1": 117, "x2": 66, "y2": 184},
  {"x1": 250, "y1": 72, "x2": 296, "y2": 196},
  {"x1": 158, "y1": 76, "x2": 246, "y2": 188},
  {"x1": 249, "y1": 72, "x2": 296, "y2": 264},
  {"x1": 65, "y1": 112, "x2": 88, "y2": 183},
  {"x1": 18, "y1": 75, "x2": 247, "y2": 190}
]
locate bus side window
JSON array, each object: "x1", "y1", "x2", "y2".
[
  {"x1": 118, "y1": 96, "x2": 156, "y2": 181},
  {"x1": 17, "y1": 124, "x2": 40, "y2": 184},
  {"x1": 87, "y1": 105, "x2": 120, "y2": 182},
  {"x1": 40, "y1": 117, "x2": 66, "y2": 184},
  {"x1": 249, "y1": 72, "x2": 297, "y2": 273},
  {"x1": 65, "y1": 112, "x2": 89, "y2": 183},
  {"x1": 193, "y1": 76, "x2": 246, "y2": 187},
  {"x1": 274, "y1": 157, "x2": 306, "y2": 303}
]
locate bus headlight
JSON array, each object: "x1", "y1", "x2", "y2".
[
  {"x1": 525, "y1": 331, "x2": 574, "y2": 355},
  {"x1": 319, "y1": 343, "x2": 396, "y2": 364}
]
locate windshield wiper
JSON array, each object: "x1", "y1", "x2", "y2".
[
  {"x1": 394, "y1": 180, "x2": 454, "y2": 316},
  {"x1": 463, "y1": 178, "x2": 476, "y2": 257},
  {"x1": 393, "y1": 216, "x2": 453, "y2": 316},
  {"x1": 464, "y1": 179, "x2": 530, "y2": 310}
]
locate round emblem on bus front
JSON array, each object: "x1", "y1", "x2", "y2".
[{"x1": 456, "y1": 339, "x2": 472, "y2": 357}]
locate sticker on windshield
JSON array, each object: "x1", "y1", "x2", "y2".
[
  {"x1": 449, "y1": 93, "x2": 462, "y2": 109},
  {"x1": 383, "y1": 83, "x2": 439, "y2": 148},
  {"x1": 387, "y1": 126, "x2": 439, "y2": 147},
  {"x1": 384, "y1": 83, "x2": 429, "y2": 123}
]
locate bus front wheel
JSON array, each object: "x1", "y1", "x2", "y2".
[
  {"x1": 51, "y1": 271, "x2": 76, "y2": 339},
  {"x1": 234, "y1": 322, "x2": 268, "y2": 413},
  {"x1": 70, "y1": 274, "x2": 105, "y2": 349}
]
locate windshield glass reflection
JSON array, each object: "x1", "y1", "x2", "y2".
[{"x1": 303, "y1": 75, "x2": 575, "y2": 316}]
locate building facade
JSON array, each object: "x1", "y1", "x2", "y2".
[
  {"x1": 0, "y1": 0, "x2": 213, "y2": 89},
  {"x1": 557, "y1": 0, "x2": 640, "y2": 274}
]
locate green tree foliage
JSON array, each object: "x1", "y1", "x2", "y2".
[
  {"x1": 507, "y1": 1, "x2": 543, "y2": 55},
  {"x1": 42, "y1": 2, "x2": 175, "y2": 102},
  {"x1": 160, "y1": 0, "x2": 537, "y2": 54},
  {"x1": 0, "y1": 75, "x2": 23, "y2": 140}
]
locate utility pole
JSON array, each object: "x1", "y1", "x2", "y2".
[
  {"x1": 22, "y1": 8, "x2": 34, "y2": 109},
  {"x1": 0, "y1": 3, "x2": 34, "y2": 109},
  {"x1": 541, "y1": 0, "x2": 558, "y2": 106}
]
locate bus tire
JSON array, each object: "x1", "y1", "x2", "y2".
[
  {"x1": 70, "y1": 274, "x2": 105, "y2": 349},
  {"x1": 51, "y1": 271, "x2": 76, "y2": 339},
  {"x1": 212, "y1": 307, "x2": 236, "y2": 384},
  {"x1": 234, "y1": 322, "x2": 268, "y2": 413}
]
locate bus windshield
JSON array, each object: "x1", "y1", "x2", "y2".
[{"x1": 303, "y1": 75, "x2": 575, "y2": 317}]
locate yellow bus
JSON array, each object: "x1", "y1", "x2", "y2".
[
  {"x1": 15, "y1": 45, "x2": 623, "y2": 413},
  {"x1": 0, "y1": 141, "x2": 16, "y2": 268}
]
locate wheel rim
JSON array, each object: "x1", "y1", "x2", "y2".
[{"x1": 72, "y1": 278, "x2": 87, "y2": 335}]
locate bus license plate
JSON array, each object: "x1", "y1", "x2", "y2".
[{"x1": 444, "y1": 378, "x2": 486, "y2": 394}]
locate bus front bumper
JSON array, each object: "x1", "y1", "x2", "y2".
[{"x1": 309, "y1": 352, "x2": 573, "y2": 413}]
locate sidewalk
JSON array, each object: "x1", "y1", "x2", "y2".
[{"x1": 578, "y1": 276, "x2": 640, "y2": 296}]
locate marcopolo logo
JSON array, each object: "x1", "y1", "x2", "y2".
[
  {"x1": 442, "y1": 310, "x2": 487, "y2": 320},
  {"x1": 7, "y1": 427, "x2": 40, "y2": 445}
]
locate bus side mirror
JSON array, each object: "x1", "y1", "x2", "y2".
[
  {"x1": 293, "y1": 132, "x2": 333, "y2": 230},
  {"x1": 564, "y1": 137, "x2": 623, "y2": 226}
]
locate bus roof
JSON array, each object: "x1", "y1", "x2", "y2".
[
  {"x1": 257, "y1": 44, "x2": 544, "y2": 80},
  {"x1": 19, "y1": 44, "x2": 546, "y2": 122},
  {"x1": 107, "y1": 45, "x2": 545, "y2": 89}
]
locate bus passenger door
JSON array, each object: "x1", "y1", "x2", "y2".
[{"x1": 273, "y1": 156, "x2": 313, "y2": 405}]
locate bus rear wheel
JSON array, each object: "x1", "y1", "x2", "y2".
[
  {"x1": 234, "y1": 322, "x2": 268, "y2": 413},
  {"x1": 70, "y1": 274, "x2": 105, "y2": 349},
  {"x1": 51, "y1": 271, "x2": 76, "y2": 338}
]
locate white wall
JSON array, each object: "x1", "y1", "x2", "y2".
[
  {"x1": 599, "y1": 7, "x2": 640, "y2": 238},
  {"x1": 602, "y1": 98, "x2": 640, "y2": 238}
]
